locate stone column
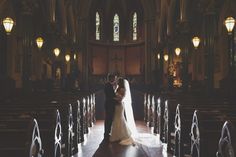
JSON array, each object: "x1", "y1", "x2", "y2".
[
  {"x1": 144, "y1": 18, "x2": 155, "y2": 85},
  {"x1": 19, "y1": 0, "x2": 35, "y2": 90},
  {"x1": 159, "y1": 46, "x2": 164, "y2": 90},
  {"x1": 182, "y1": 37, "x2": 189, "y2": 92},
  {"x1": 79, "y1": 18, "x2": 89, "y2": 90},
  {"x1": 227, "y1": 28, "x2": 235, "y2": 78},
  {"x1": 0, "y1": 30, "x2": 7, "y2": 77},
  {"x1": 204, "y1": 9, "x2": 217, "y2": 94},
  {"x1": 179, "y1": 24, "x2": 190, "y2": 92},
  {"x1": 167, "y1": 42, "x2": 174, "y2": 91}
]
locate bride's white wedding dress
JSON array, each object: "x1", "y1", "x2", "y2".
[
  {"x1": 110, "y1": 79, "x2": 161, "y2": 149},
  {"x1": 109, "y1": 87, "x2": 134, "y2": 145}
]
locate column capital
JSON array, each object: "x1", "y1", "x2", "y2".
[
  {"x1": 144, "y1": 16, "x2": 155, "y2": 23},
  {"x1": 204, "y1": 0, "x2": 216, "y2": 15},
  {"x1": 179, "y1": 21, "x2": 190, "y2": 35},
  {"x1": 19, "y1": 0, "x2": 39, "y2": 15}
]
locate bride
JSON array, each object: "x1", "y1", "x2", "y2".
[
  {"x1": 109, "y1": 78, "x2": 161, "y2": 148},
  {"x1": 109, "y1": 78, "x2": 136, "y2": 145}
]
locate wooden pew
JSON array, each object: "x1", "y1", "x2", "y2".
[
  {"x1": 146, "y1": 94, "x2": 151, "y2": 125},
  {"x1": 216, "y1": 121, "x2": 236, "y2": 157},
  {"x1": 162, "y1": 100, "x2": 178, "y2": 152},
  {"x1": 0, "y1": 106, "x2": 63, "y2": 157},
  {"x1": 0, "y1": 99, "x2": 75, "y2": 157},
  {"x1": 153, "y1": 97, "x2": 161, "y2": 134},
  {"x1": 91, "y1": 94, "x2": 96, "y2": 125},
  {"x1": 0, "y1": 118, "x2": 44, "y2": 157},
  {"x1": 71, "y1": 100, "x2": 80, "y2": 152},
  {"x1": 54, "y1": 110, "x2": 63, "y2": 157},
  {"x1": 79, "y1": 99, "x2": 85, "y2": 143},
  {"x1": 60, "y1": 104, "x2": 74, "y2": 157},
  {"x1": 0, "y1": 91, "x2": 95, "y2": 156},
  {"x1": 173, "y1": 104, "x2": 227, "y2": 157},
  {"x1": 153, "y1": 92, "x2": 236, "y2": 156},
  {"x1": 189, "y1": 110, "x2": 225, "y2": 157},
  {"x1": 82, "y1": 97, "x2": 89, "y2": 134},
  {"x1": 87, "y1": 96, "x2": 92, "y2": 127},
  {"x1": 149, "y1": 95, "x2": 155, "y2": 127},
  {"x1": 144, "y1": 93, "x2": 147, "y2": 123}
]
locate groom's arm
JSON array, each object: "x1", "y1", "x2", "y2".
[{"x1": 104, "y1": 84, "x2": 116, "y2": 99}]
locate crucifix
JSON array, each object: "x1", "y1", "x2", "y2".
[{"x1": 111, "y1": 53, "x2": 122, "y2": 73}]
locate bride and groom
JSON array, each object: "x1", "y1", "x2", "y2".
[{"x1": 104, "y1": 74, "x2": 136, "y2": 145}]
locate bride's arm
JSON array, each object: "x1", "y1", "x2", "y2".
[{"x1": 114, "y1": 88, "x2": 125, "y2": 102}]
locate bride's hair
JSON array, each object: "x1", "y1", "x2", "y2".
[{"x1": 117, "y1": 78, "x2": 125, "y2": 88}]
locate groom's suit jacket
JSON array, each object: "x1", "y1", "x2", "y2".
[{"x1": 104, "y1": 82, "x2": 116, "y2": 110}]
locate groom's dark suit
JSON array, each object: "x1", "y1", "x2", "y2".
[{"x1": 104, "y1": 81, "x2": 117, "y2": 140}]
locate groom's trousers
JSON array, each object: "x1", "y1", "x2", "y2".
[{"x1": 104, "y1": 105, "x2": 115, "y2": 139}]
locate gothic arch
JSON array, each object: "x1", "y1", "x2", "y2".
[
  {"x1": 49, "y1": 0, "x2": 67, "y2": 35},
  {"x1": 77, "y1": 0, "x2": 155, "y2": 23},
  {"x1": 59, "y1": 0, "x2": 67, "y2": 35},
  {"x1": 67, "y1": 4, "x2": 76, "y2": 43},
  {"x1": 167, "y1": 0, "x2": 183, "y2": 36},
  {"x1": 180, "y1": 0, "x2": 188, "y2": 22},
  {"x1": 158, "y1": 0, "x2": 168, "y2": 43},
  {"x1": 0, "y1": 0, "x2": 16, "y2": 20},
  {"x1": 49, "y1": 0, "x2": 56, "y2": 22},
  {"x1": 140, "y1": 0, "x2": 156, "y2": 19}
]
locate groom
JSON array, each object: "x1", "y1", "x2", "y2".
[{"x1": 103, "y1": 73, "x2": 118, "y2": 142}]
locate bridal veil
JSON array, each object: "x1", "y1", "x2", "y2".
[
  {"x1": 123, "y1": 79, "x2": 137, "y2": 136},
  {"x1": 123, "y1": 79, "x2": 161, "y2": 148}
]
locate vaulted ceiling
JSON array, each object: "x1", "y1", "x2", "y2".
[{"x1": 0, "y1": 0, "x2": 236, "y2": 47}]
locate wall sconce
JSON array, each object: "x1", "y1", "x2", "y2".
[
  {"x1": 65, "y1": 54, "x2": 70, "y2": 62},
  {"x1": 192, "y1": 36, "x2": 200, "y2": 49},
  {"x1": 36, "y1": 37, "x2": 44, "y2": 49},
  {"x1": 164, "y1": 54, "x2": 169, "y2": 61},
  {"x1": 224, "y1": 16, "x2": 235, "y2": 35},
  {"x1": 2, "y1": 17, "x2": 14, "y2": 34},
  {"x1": 175, "y1": 48, "x2": 181, "y2": 56},
  {"x1": 74, "y1": 54, "x2": 77, "y2": 60},
  {"x1": 54, "y1": 48, "x2": 60, "y2": 57}
]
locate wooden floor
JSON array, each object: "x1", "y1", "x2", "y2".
[{"x1": 74, "y1": 120, "x2": 172, "y2": 157}]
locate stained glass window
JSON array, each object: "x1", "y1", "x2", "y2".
[
  {"x1": 113, "y1": 14, "x2": 119, "y2": 41},
  {"x1": 133, "y1": 12, "x2": 137, "y2": 40},
  {"x1": 96, "y1": 12, "x2": 100, "y2": 40}
]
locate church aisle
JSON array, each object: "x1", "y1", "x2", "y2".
[{"x1": 74, "y1": 120, "x2": 172, "y2": 157}]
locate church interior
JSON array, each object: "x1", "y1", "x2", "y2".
[{"x1": 0, "y1": 0, "x2": 236, "y2": 156}]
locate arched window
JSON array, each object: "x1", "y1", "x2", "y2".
[
  {"x1": 133, "y1": 12, "x2": 137, "y2": 40},
  {"x1": 96, "y1": 12, "x2": 100, "y2": 40},
  {"x1": 113, "y1": 14, "x2": 119, "y2": 41}
]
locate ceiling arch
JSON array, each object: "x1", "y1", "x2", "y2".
[{"x1": 77, "y1": 0, "x2": 156, "y2": 20}]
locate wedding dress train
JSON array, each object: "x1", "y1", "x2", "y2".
[
  {"x1": 110, "y1": 79, "x2": 161, "y2": 148},
  {"x1": 109, "y1": 101, "x2": 134, "y2": 145},
  {"x1": 109, "y1": 80, "x2": 134, "y2": 145}
]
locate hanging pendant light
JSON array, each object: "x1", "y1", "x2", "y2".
[
  {"x1": 224, "y1": 16, "x2": 235, "y2": 34},
  {"x1": 192, "y1": 36, "x2": 200, "y2": 49},
  {"x1": 2, "y1": 17, "x2": 14, "y2": 34},
  {"x1": 175, "y1": 48, "x2": 181, "y2": 56},
  {"x1": 54, "y1": 48, "x2": 60, "y2": 57},
  {"x1": 65, "y1": 54, "x2": 70, "y2": 62},
  {"x1": 36, "y1": 37, "x2": 44, "y2": 49},
  {"x1": 164, "y1": 54, "x2": 169, "y2": 61}
]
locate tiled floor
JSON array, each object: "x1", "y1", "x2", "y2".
[{"x1": 74, "y1": 120, "x2": 172, "y2": 157}]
